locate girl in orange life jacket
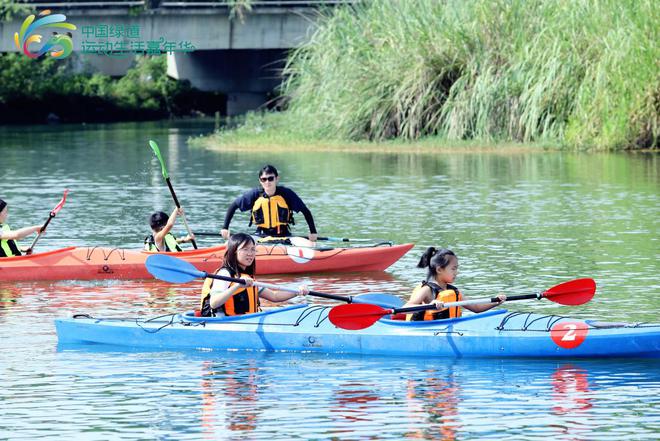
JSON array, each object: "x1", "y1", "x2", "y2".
[
  {"x1": 200, "y1": 233, "x2": 309, "y2": 317},
  {"x1": 403, "y1": 247, "x2": 506, "y2": 321},
  {"x1": 144, "y1": 207, "x2": 195, "y2": 252},
  {"x1": 0, "y1": 199, "x2": 44, "y2": 257}
]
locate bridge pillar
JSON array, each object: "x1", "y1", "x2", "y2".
[{"x1": 167, "y1": 49, "x2": 287, "y2": 116}]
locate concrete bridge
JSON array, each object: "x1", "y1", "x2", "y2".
[{"x1": 0, "y1": 0, "x2": 352, "y2": 114}]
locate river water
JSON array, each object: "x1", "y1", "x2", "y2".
[{"x1": 0, "y1": 120, "x2": 658, "y2": 439}]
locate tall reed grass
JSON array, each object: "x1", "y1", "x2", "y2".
[{"x1": 266, "y1": 0, "x2": 657, "y2": 150}]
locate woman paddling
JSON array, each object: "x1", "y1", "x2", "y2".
[
  {"x1": 0, "y1": 199, "x2": 44, "y2": 257},
  {"x1": 403, "y1": 247, "x2": 506, "y2": 320},
  {"x1": 200, "y1": 233, "x2": 309, "y2": 317}
]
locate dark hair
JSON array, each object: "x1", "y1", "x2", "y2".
[
  {"x1": 0, "y1": 199, "x2": 6, "y2": 212},
  {"x1": 417, "y1": 247, "x2": 457, "y2": 281},
  {"x1": 149, "y1": 211, "x2": 168, "y2": 231},
  {"x1": 223, "y1": 233, "x2": 257, "y2": 276},
  {"x1": 259, "y1": 165, "x2": 278, "y2": 178}
]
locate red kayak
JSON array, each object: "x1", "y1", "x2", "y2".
[{"x1": 0, "y1": 243, "x2": 413, "y2": 281}]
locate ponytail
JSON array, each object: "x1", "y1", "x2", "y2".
[
  {"x1": 416, "y1": 247, "x2": 437, "y2": 268},
  {"x1": 417, "y1": 247, "x2": 456, "y2": 281}
]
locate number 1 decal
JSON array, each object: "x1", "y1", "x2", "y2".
[{"x1": 550, "y1": 321, "x2": 589, "y2": 349}]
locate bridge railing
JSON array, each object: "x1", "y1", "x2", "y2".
[
  {"x1": 22, "y1": 0, "x2": 146, "y2": 8},
  {"x1": 18, "y1": 0, "x2": 354, "y2": 9},
  {"x1": 161, "y1": 0, "x2": 354, "y2": 6}
]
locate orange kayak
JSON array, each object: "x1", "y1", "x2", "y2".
[{"x1": 0, "y1": 243, "x2": 413, "y2": 281}]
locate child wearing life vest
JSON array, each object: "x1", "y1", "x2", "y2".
[
  {"x1": 403, "y1": 247, "x2": 506, "y2": 321},
  {"x1": 0, "y1": 198, "x2": 44, "y2": 257},
  {"x1": 200, "y1": 233, "x2": 309, "y2": 317},
  {"x1": 144, "y1": 207, "x2": 194, "y2": 252}
]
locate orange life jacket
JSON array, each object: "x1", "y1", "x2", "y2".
[
  {"x1": 200, "y1": 267, "x2": 260, "y2": 316},
  {"x1": 249, "y1": 194, "x2": 292, "y2": 235},
  {"x1": 407, "y1": 282, "x2": 462, "y2": 321}
]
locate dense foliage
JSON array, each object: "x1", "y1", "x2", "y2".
[
  {"x1": 268, "y1": 0, "x2": 658, "y2": 150},
  {"x1": 0, "y1": 54, "x2": 221, "y2": 123}
]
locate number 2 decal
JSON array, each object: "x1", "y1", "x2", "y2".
[
  {"x1": 551, "y1": 322, "x2": 589, "y2": 349},
  {"x1": 561, "y1": 324, "x2": 577, "y2": 341}
]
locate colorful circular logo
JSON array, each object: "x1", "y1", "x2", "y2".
[
  {"x1": 14, "y1": 10, "x2": 77, "y2": 59},
  {"x1": 550, "y1": 321, "x2": 589, "y2": 349}
]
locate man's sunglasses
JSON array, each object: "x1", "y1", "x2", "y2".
[{"x1": 259, "y1": 176, "x2": 276, "y2": 182}]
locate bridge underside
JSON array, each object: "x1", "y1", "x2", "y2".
[{"x1": 167, "y1": 49, "x2": 288, "y2": 116}]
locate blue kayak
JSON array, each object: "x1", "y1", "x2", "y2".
[{"x1": 55, "y1": 304, "x2": 660, "y2": 358}]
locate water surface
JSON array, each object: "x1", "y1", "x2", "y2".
[{"x1": 0, "y1": 121, "x2": 658, "y2": 439}]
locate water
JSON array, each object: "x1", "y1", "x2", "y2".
[{"x1": 1, "y1": 120, "x2": 659, "y2": 439}]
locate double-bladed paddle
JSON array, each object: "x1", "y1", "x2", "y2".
[
  {"x1": 145, "y1": 254, "x2": 403, "y2": 307},
  {"x1": 149, "y1": 140, "x2": 198, "y2": 249},
  {"x1": 328, "y1": 278, "x2": 597, "y2": 330},
  {"x1": 192, "y1": 231, "x2": 383, "y2": 244},
  {"x1": 25, "y1": 189, "x2": 68, "y2": 255}
]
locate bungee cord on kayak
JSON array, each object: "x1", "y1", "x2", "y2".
[{"x1": 84, "y1": 246, "x2": 128, "y2": 262}]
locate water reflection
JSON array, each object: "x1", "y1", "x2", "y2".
[
  {"x1": 200, "y1": 360, "x2": 262, "y2": 438},
  {"x1": 35, "y1": 347, "x2": 659, "y2": 440},
  {"x1": 551, "y1": 364, "x2": 593, "y2": 415},
  {"x1": 550, "y1": 364, "x2": 593, "y2": 441},
  {"x1": 331, "y1": 383, "x2": 381, "y2": 423},
  {"x1": 0, "y1": 271, "x2": 407, "y2": 327},
  {"x1": 404, "y1": 369, "x2": 460, "y2": 440},
  {"x1": 0, "y1": 286, "x2": 21, "y2": 316}
]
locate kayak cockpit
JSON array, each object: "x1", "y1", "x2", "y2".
[{"x1": 179, "y1": 304, "x2": 312, "y2": 324}]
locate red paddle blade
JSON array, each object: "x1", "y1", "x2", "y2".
[
  {"x1": 51, "y1": 189, "x2": 68, "y2": 216},
  {"x1": 328, "y1": 303, "x2": 391, "y2": 330},
  {"x1": 543, "y1": 278, "x2": 596, "y2": 305}
]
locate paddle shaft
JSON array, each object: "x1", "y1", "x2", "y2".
[
  {"x1": 26, "y1": 190, "x2": 68, "y2": 254},
  {"x1": 26, "y1": 213, "x2": 54, "y2": 253},
  {"x1": 192, "y1": 232, "x2": 377, "y2": 244},
  {"x1": 203, "y1": 271, "x2": 352, "y2": 302},
  {"x1": 388, "y1": 294, "x2": 528, "y2": 315},
  {"x1": 318, "y1": 236, "x2": 379, "y2": 243},
  {"x1": 164, "y1": 178, "x2": 197, "y2": 249}
]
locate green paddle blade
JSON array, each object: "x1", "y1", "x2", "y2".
[
  {"x1": 145, "y1": 254, "x2": 205, "y2": 283},
  {"x1": 149, "y1": 140, "x2": 168, "y2": 179}
]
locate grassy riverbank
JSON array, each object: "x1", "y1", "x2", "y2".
[
  {"x1": 191, "y1": 112, "x2": 553, "y2": 153},
  {"x1": 200, "y1": 0, "x2": 658, "y2": 151}
]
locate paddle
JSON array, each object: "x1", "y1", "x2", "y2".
[
  {"x1": 317, "y1": 236, "x2": 386, "y2": 243},
  {"x1": 192, "y1": 231, "x2": 380, "y2": 243},
  {"x1": 25, "y1": 189, "x2": 68, "y2": 255},
  {"x1": 328, "y1": 278, "x2": 597, "y2": 330},
  {"x1": 149, "y1": 140, "x2": 197, "y2": 249},
  {"x1": 145, "y1": 254, "x2": 403, "y2": 307}
]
